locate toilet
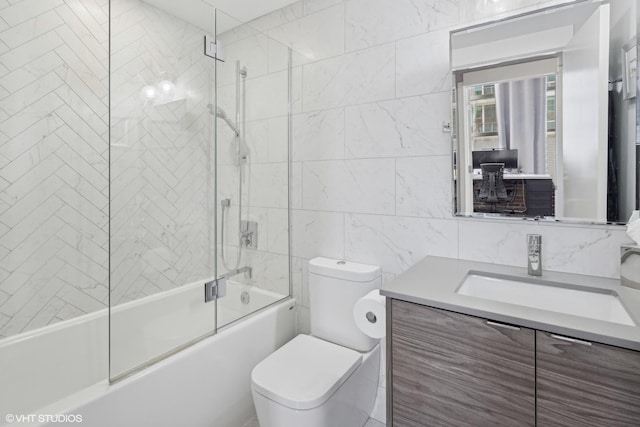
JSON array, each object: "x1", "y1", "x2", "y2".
[{"x1": 251, "y1": 257, "x2": 382, "y2": 427}]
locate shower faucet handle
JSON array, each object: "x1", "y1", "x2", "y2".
[
  {"x1": 240, "y1": 220, "x2": 258, "y2": 249},
  {"x1": 241, "y1": 232, "x2": 253, "y2": 248}
]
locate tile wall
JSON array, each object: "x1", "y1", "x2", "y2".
[{"x1": 0, "y1": 0, "x2": 109, "y2": 338}]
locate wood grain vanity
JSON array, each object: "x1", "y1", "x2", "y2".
[{"x1": 382, "y1": 257, "x2": 640, "y2": 427}]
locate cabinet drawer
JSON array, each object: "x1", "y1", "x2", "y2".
[
  {"x1": 389, "y1": 300, "x2": 535, "y2": 427},
  {"x1": 537, "y1": 331, "x2": 640, "y2": 427}
]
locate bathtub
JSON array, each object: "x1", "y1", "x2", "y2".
[{"x1": 0, "y1": 282, "x2": 294, "y2": 427}]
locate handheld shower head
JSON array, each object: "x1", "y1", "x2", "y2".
[
  {"x1": 207, "y1": 104, "x2": 240, "y2": 136},
  {"x1": 206, "y1": 104, "x2": 248, "y2": 163},
  {"x1": 215, "y1": 106, "x2": 227, "y2": 119},
  {"x1": 206, "y1": 104, "x2": 228, "y2": 119}
]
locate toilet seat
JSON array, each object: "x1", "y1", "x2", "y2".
[{"x1": 251, "y1": 334, "x2": 362, "y2": 410}]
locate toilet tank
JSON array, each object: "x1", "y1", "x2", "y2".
[{"x1": 309, "y1": 257, "x2": 381, "y2": 352}]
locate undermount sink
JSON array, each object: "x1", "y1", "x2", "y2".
[{"x1": 457, "y1": 272, "x2": 636, "y2": 326}]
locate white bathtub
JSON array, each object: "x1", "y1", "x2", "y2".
[
  {"x1": 110, "y1": 279, "x2": 288, "y2": 379},
  {"x1": 0, "y1": 282, "x2": 294, "y2": 427}
]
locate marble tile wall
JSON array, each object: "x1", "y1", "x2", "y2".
[
  {"x1": 0, "y1": 0, "x2": 109, "y2": 338},
  {"x1": 247, "y1": 0, "x2": 632, "y2": 421}
]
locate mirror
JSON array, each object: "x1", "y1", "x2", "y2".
[{"x1": 451, "y1": 0, "x2": 638, "y2": 224}]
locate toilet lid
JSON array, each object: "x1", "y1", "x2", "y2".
[{"x1": 251, "y1": 334, "x2": 362, "y2": 410}]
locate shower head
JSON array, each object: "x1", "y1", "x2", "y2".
[
  {"x1": 206, "y1": 103, "x2": 228, "y2": 119},
  {"x1": 206, "y1": 104, "x2": 248, "y2": 163},
  {"x1": 207, "y1": 104, "x2": 240, "y2": 136},
  {"x1": 215, "y1": 106, "x2": 227, "y2": 119}
]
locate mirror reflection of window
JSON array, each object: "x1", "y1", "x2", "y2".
[
  {"x1": 545, "y1": 75, "x2": 557, "y2": 186},
  {"x1": 459, "y1": 66, "x2": 558, "y2": 217},
  {"x1": 546, "y1": 75, "x2": 556, "y2": 132},
  {"x1": 466, "y1": 73, "x2": 556, "y2": 177},
  {"x1": 470, "y1": 85, "x2": 497, "y2": 153}
]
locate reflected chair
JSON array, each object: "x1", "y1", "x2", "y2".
[{"x1": 477, "y1": 163, "x2": 510, "y2": 212}]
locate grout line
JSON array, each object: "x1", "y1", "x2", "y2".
[
  {"x1": 342, "y1": 101, "x2": 346, "y2": 159},
  {"x1": 343, "y1": 1, "x2": 346, "y2": 54},
  {"x1": 393, "y1": 40, "x2": 397, "y2": 99},
  {"x1": 342, "y1": 211, "x2": 346, "y2": 260}
]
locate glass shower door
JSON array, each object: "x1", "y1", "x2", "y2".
[
  {"x1": 214, "y1": 11, "x2": 292, "y2": 329},
  {"x1": 109, "y1": 0, "x2": 218, "y2": 380}
]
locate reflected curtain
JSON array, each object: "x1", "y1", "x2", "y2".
[{"x1": 495, "y1": 78, "x2": 547, "y2": 174}]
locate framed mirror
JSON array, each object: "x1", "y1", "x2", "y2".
[{"x1": 451, "y1": 0, "x2": 638, "y2": 225}]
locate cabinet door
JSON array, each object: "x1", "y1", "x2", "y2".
[
  {"x1": 537, "y1": 331, "x2": 640, "y2": 426},
  {"x1": 389, "y1": 300, "x2": 535, "y2": 427}
]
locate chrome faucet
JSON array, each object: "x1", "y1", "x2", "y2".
[{"x1": 527, "y1": 234, "x2": 542, "y2": 276}]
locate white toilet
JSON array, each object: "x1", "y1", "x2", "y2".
[{"x1": 251, "y1": 257, "x2": 382, "y2": 427}]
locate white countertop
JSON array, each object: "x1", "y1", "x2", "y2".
[
  {"x1": 472, "y1": 173, "x2": 553, "y2": 180},
  {"x1": 381, "y1": 256, "x2": 640, "y2": 351}
]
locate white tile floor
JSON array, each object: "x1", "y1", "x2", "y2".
[{"x1": 243, "y1": 416, "x2": 385, "y2": 427}]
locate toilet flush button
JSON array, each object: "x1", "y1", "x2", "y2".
[{"x1": 337, "y1": 261, "x2": 346, "y2": 265}]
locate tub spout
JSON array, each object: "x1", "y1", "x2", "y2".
[{"x1": 221, "y1": 266, "x2": 252, "y2": 280}]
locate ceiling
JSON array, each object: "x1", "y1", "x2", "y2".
[
  {"x1": 142, "y1": 0, "x2": 299, "y2": 33},
  {"x1": 204, "y1": 0, "x2": 299, "y2": 23}
]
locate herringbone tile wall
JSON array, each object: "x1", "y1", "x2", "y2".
[
  {"x1": 110, "y1": 0, "x2": 216, "y2": 307},
  {"x1": 0, "y1": 0, "x2": 110, "y2": 338},
  {"x1": 0, "y1": 0, "x2": 220, "y2": 339}
]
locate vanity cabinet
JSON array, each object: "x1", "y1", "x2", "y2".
[
  {"x1": 536, "y1": 331, "x2": 640, "y2": 426},
  {"x1": 388, "y1": 299, "x2": 640, "y2": 427},
  {"x1": 388, "y1": 299, "x2": 535, "y2": 426}
]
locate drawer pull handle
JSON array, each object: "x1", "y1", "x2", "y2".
[
  {"x1": 487, "y1": 321, "x2": 520, "y2": 331},
  {"x1": 550, "y1": 334, "x2": 592, "y2": 346}
]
